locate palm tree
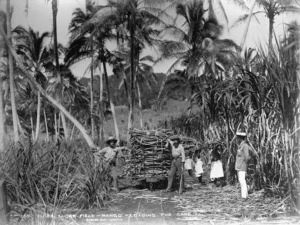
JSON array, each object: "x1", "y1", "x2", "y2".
[
  {"x1": 46, "y1": 0, "x2": 69, "y2": 140},
  {"x1": 114, "y1": 48, "x2": 157, "y2": 129},
  {"x1": 157, "y1": 0, "x2": 240, "y2": 105},
  {"x1": 86, "y1": 0, "x2": 168, "y2": 134},
  {"x1": 13, "y1": 26, "x2": 50, "y2": 142},
  {"x1": 0, "y1": 26, "x2": 97, "y2": 148},
  {"x1": 66, "y1": 3, "x2": 121, "y2": 141},
  {"x1": 233, "y1": 0, "x2": 300, "y2": 52},
  {"x1": 68, "y1": 3, "x2": 96, "y2": 139}
]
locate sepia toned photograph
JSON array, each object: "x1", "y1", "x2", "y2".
[{"x1": 0, "y1": 0, "x2": 299, "y2": 224}]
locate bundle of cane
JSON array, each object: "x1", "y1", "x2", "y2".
[{"x1": 127, "y1": 128, "x2": 202, "y2": 179}]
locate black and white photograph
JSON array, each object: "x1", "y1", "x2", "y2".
[{"x1": 0, "y1": 0, "x2": 300, "y2": 224}]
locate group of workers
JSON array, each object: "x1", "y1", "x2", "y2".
[{"x1": 93, "y1": 130, "x2": 251, "y2": 200}]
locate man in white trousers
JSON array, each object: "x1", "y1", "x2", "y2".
[{"x1": 235, "y1": 131, "x2": 251, "y2": 201}]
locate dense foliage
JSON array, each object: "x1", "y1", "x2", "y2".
[{"x1": 0, "y1": 0, "x2": 299, "y2": 219}]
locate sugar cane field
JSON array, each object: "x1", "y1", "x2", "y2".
[{"x1": 0, "y1": 0, "x2": 300, "y2": 225}]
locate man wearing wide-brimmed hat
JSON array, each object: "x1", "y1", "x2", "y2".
[
  {"x1": 94, "y1": 136, "x2": 126, "y2": 192},
  {"x1": 235, "y1": 130, "x2": 251, "y2": 201},
  {"x1": 164, "y1": 135, "x2": 186, "y2": 194}
]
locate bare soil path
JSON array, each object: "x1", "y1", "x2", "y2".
[{"x1": 68, "y1": 181, "x2": 300, "y2": 225}]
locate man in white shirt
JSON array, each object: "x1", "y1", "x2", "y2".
[
  {"x1": 94, "y1": 136, "x2": 126, "y2": 192},
  {"x1": 164, "y1": 135, "x2": 185, "y2": 193}
]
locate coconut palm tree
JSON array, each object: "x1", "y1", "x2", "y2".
[
  {"x1": 66, "y1": 3, "x2": 121, "y2": 141},
  {"x1": 113, "y1": 48, "x2": 157, "y2": 129},
  {"x1": 45, "y1": 0, "x2": 69, "y2": 140},
  {"x1": 85, "y1": 0, "x2": 169, "y2": 133},
  {"x1": 12, "y1": 26, "x2": 50, "y2": 142},
  {"x1": 233, "y1": 0, "x2": 300, "y2": 52},
  {"x1": 68, "y1": 2, "x2": 97, "y2": 139},
  {"x1": 157, "y1": 0, "x2": 240, "y2": 104},
  {"x1": 0, "y1": 25, "x2": 97, "y2": 148}
]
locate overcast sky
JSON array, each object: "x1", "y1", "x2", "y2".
[{"x1": 1, "y1": 0, "x2": 298, "y2": 78}]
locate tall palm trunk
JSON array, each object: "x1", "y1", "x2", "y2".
[
  {"x1": 90, "y1": 55, "x2": 94, "y2": 139},
  {"x1": 0, "y1": 19, "x2": 6, "y2": 152},
  {"x1": 34, "y1": 91, "x2": 41, "y2": 142},
  {"x1": 7, "y1": 0, "x2": 19, "y2": 143},
  {"x1": 103, "y1": 60, "x2": 119, "y2": 142},
  {"x1": 137, "y1": 82, "x2": 143, "y2": 129},
  {"x1": 98, "y1": 62, "x2": 104, "y2": 144},
  {"x1": 128, "y1": 23, "x2": 135, "y2": 133},
  {"x1": 268, "y1": 14, "x2": 275, "y2": 54},
  {"x1": 52, "y1": 0, "x2": 69, "y2": 140},
  {"x1": 0, "y1": 75, "x2": 6, "y2": 152}
]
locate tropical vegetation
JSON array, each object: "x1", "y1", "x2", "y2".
[{"x1": 0, "y1": 0, "x2": 299, "y2": 222}]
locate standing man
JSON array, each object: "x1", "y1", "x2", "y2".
[
  {"x1": 164, "y1": 135, "x2": 186, "y2": 193},
  {"x1": 235, "y1": 131, "x2": 251, "y2": 201},
  {"x1": 94, "y1": 136, "x2": 125, "y2": 192}
]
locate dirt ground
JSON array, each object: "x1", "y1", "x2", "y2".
[
  {"x1": 9, "y1": 173, "x2": 300, "y2": 225},
  {"x1": 57, "y1": 175, "x2": 300, "y2": 225}
]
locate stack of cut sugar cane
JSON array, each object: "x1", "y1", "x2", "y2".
[{"x1": 127, "y1": 128, "x2": 202, "y2": 179}]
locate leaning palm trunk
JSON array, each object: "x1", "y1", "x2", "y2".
[
  {"x1": 103, "y1": 61, "x2": 119, "y2": 141},
  {"x1": 0, "y1": 27, "x2": 96, "y2": 148},
  {"x1": 34, "y1": 91, "x2": 41, "y2": 142},
  {"x1": 7, "y1": 0, "x2": 19, "y2": 143}
]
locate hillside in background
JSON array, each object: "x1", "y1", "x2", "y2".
[
  {"x1": 104, "y1": 99, "x2": 191, "y2": 140},
  {"x1": 79, "y1": 73, "x2": 185, "y2": 109}
]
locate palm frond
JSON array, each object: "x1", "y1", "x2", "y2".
[
  {"x1": 230, "y1": 11, "x2": 261, "y2": 29},
  {"x1": 158, "y1": 40, "x2": 189, "y2": 59},
  {"x1": 159, "y1": 25, "x2": 187, "y2": 41}
]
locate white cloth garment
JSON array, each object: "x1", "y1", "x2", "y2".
[
  {"x1": 210, "y1": 160, "x2": 224, "y2": 179},
  {"x1": 195, "y1": 158, "x2": 204, "y2": 177},
  {"x1": 238, "y1": 171, "x2": 248, "y2": 198},
  {"x1": 184, "y1": 158, "x2": 193, "y2": 170}
]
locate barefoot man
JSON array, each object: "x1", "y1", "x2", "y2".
[{"x1": 164, "y1": 135, "x2": 185, "y2": 194}]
